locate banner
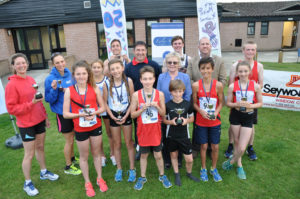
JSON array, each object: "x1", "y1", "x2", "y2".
[
  {"x1": 262, "y1": 70, "x2": 300, "y2": 111},
  {"x1": 151, "y1": 23, "x2": 184, "y2": 65},
  {"x1": 197, "y1": 0, "x2": 221, "y2": 56},
  {"x1": 0, "y1": 79, "x2": 7, "y2": 115},
  {"x1": 99, "y1": 0, "x2": 128, "y2": 58}
]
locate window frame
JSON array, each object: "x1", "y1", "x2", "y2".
[
  {"x1": 247, "y1": 22, "x2": 255, "y2": 35},
  {"x1": 260, "y1": 21, "x2": 269, "y2": 35}
]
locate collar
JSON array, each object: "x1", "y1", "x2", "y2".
[{"x1": 132, "y1": 57, "x2": 148, "y2": 66}]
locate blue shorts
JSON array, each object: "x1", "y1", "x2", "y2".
[{"x1": 194, "y1": 125, "x2": 221, "y2": 145}]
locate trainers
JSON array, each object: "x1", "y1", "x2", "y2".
[
  {"x1": 224, "y1": 144, "x2": 233, "y2": 158},
  {"x1": 23, "y1": 181, "x2": 39, "y2": 196},
  {"x1": 210, "y1": 168, "x2": 222, "y2": 182},
  {"x1": 101, "y1": 157, "x2": 106, "y2": 167},
  {"x1": 64, "y1": 164, "x2": 82, "y2": 175},
  {"x1": 72, "y1": 156, "x2": 80, "y2": 165},
  {"x1": 246, "y1": 146, "x2": 258, "y2": 161},
  {"x1": 159, "y1": 175, "x2": 172, "y2": 188},
  {"x1": 97, "y1": 178, "x2": 108, "y2": 192},
  {"x1": 222, "y1": 158, "x2": 233, "y2": 171},
  {"x1": 237, "y1": 167, "x2": 246, "y2": 180},
  {"x1": 85, "y1": 182, "x2": 95, "y2": 197},
  {"x1": 127, "y1": 169, "x2": 136, "y2": 182},
  {"x1": 115, "y1": 169, "x2": 123, "y2": 182},
  {"x1": 200, "y1": 169, "x2": 208, "y2": 182},
  {"x1": 110, "y1": 156, "x2": 117, "y2": 166},
  {"x1": 134, "y1": 177, "x2": 147, "y2": 190},
  {"x1": 40, "y1": 170, "x2": 59, "y2": 181},
  {"x1": 174, "y1": 173, "x2": 181, "y2": 186}
]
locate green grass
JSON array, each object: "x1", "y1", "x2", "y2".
[
  {"x1": 262, "y1": 62, "x2": 300, "y2": 72},
  {"x1": 0, "y1": 62, "x2": 300, "y2": 199}
]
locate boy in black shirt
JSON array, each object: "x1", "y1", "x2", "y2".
[{"x1": 163, "y1": 80, "x2": 199, "y2": 186}]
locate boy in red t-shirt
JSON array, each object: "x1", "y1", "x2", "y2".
[{"x1": 131, "y1": 66, "x2": 172, "y2": 190}]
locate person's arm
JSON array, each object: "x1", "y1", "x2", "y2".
[
  {"x1": 102, "y1": 82, "x2": 118, "y2": 121},
  {"x1": 122, "y1": 54, "x2": 131, "y2": 64},
  {"x1": 217, "y1": 59, "x2": 228, "y2": 86},
  {"x1": 192, "y1": 82, "x2": 209, "y2": 119},
  {"x1": 163, "y1": 104, "x2": 177, "y2": 125},
  {"x1": 226, "y1": 84, "x2": 240, "y2": 108},
  {"x1": 214, "y1": 82, "x2": 224, "y2": 119},
  {"x1": 181, "y1": 103, "x2": 194, "y2": 126},
  {"x1": 63, "y1": 88, "x2": 85, "y2": 119},
  {"x1": 44, "y1": 77, "x2": 59, "y2": 104},
  {"x1": 257, "y1": 63, "x2": 264, "y2": 88},
  {"x1": 156, "y1": 74, "x2": 162, "y2": 91},
  {"x1": 93, "y1": 86, "x2": 105, "y2": 115},
  {"x1": 130, "y1": 91, "x2": 147, "y2": 119},
  {"x1": 250, "y1": 83, "x2": 263, "y2": 109},
  {"x1": 183, "y1": 75, "x2": 192, "y2": 101},
  {"x1": 151, "y1": 91, "x2": 166, "y2": 117},
  {"x1": 228, "y1": 62, "x2": 238, "y2": 86},
  {"x1": 103, "y1": 59, "x2": 110, "y2": 77}
]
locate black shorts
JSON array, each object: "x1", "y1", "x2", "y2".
[
  {"x1": 102, "y1": 115, "x2": 109, "y2": 120},
  {"x1": 56, "y1": 114, "x2": 74, "y2": 133},
  {"x1": 75, "y1": 127, "x2": 102, "y2": 141},
  {"x1": 253, "y1": 109, "x2": 258, "y2": 125},
  {"x1": 109, "y1": 109, "x2": 132, "y2": 127},
  {"x1": 19, "y1": 120, "x2": 46, "y2": 142},
  {"x1": 229, "y1": 108, "x2": 254, "y2": 128},
  {"x1": 140, "y1": 143, "x2": 163, "y2": 154},
  {"x1": 167, "y1": 138, "x2": 192, "y2": 155}
]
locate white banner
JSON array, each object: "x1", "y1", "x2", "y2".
[
  {"x1": 151, "y1": 23, "x2": 184, "y2": 65},
  {"x1": 197, "y1": 0, "x2": 221, "y2": 56},
  {"x1": 0, "y1": 79, "x2": 7, "y2": 115},
  {"x1": 99, "y1": 0, "x2": 128, "y2": 58},
  {"x1": 262, "y1": 70, "x2": 300, "y2": 111}
]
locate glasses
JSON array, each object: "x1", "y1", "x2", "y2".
[{"x1": 167, "y1": 61, "x2": 179, "y2": 65}]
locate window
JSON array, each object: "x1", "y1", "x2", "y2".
[
  {"x1": 261, "y1": 22, "x2": 269, "y2": 35},
  {"x1": 126, "y1": 20, "x2": 135, "y2": 59},
  {"x1": 247, "y1": 22, "x2": 255, "y2": 35},
  {"x1": 146, "y1": 19, "x2": 159, "y2": 57}
]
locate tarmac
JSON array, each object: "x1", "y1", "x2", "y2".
[{"x1": 1, "y1": 50, "x2": 299, "y2": 94}]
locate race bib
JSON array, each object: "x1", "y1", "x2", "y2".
[
  {"x1": 79, "y1": 108, "x2": 97, "y2": 127},
  {"x1": 199, "y1": 97, "x2": 217, "y2": 113},
  {"x1": 235, "y1": 91, "x2": 254, "y2": 103},
  {"x1": 141, "y1": 105, "x2": 158, "y2": 124}
]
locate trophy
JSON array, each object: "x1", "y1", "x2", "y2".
[
  {"x1": 175, "y1": 108, "x2": 185, "y2": 125},
  {"x1": 32, "y1": 84, "x2": 43, "y2": 99},
  {"x1": 117, "y1": 110, "x2": 122, "y2": 122},
  {"x1": 84, "y1": 104, "x2": 92, "y2": 116},
  {"x1": 207, "y1": 103, "x2": 215, "y2": 120},
  {"x1": 240, "y1": 97, "x2": 247, "y2": 112},
  {"x1": 147, "y1": 93, "x2": 152, "y2": 99},
  {"x1": 57, "y1": 80, "x2": 63, "y2": 91}
]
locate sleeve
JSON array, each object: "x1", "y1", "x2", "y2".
[
  {"x1": 188, "y1": 101, "x2": 194, "y2": 115},
  {"x1": 217, "y1": 58, "x2": 228, "y2": 86},
  {"x1": 156, "y1": 74, "x2": 162, "y2": 91},
  {"x1": 186, "y1": 57, "x2": 193, "y2": 82},
  {"x1": 44, "y1": 76, "x2": 59, "y2": 104},
  {"x1": 183, "y1": 75, "x2": 192, "y2": 102},
  {"x1": 125, "y1": 64, "x2": 130, "y2": 77}
]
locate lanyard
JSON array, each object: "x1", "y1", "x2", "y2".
[
  {"x1": 114, "y1": 81, "x2": 123, "y2": 103},
  {"x1": 75, "y1": 84, "x2": 87, "y2": 107},
  {"x1": 202, "y1": 79, "x2": 213, "y2": 104},
  {"x1": 239, "y1": 80, "x2": 249, "y2": 98},
  {"x1": 142, "y1": 89, "x2": 154, "y2": 104}
]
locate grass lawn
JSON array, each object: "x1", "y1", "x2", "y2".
[{"x1": 0, "y1": 62, "x2": 299, "y2": 199}]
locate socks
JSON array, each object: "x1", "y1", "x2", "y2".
[
  {"x1": 40, "y1": 169, "x2": 47, "y2": 175},
  {"x1": 186, "y1": 172, "x2": 200, "y2": 182},
  {"x1": 174, "y1": 173, "x2": 181, "y2": 186},
  {"x1": 25, "y1": 179, "x2": 32, "y2": 185},
  {"x1": 229, "y1": 143, "x2": 233, "y2": 148}
]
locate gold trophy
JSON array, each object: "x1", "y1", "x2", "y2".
[
  {"x1": 117, "y1": 110, "x2": 122, "y2": 122},
  {"x1": 208, "y1": 103, "x2": 215, "y2": 119},
  {"x1": 240, "y1": 97, "x2": 247, "y2": 112},
  {"x1": 32, "y1": 84, "x2": 43, "y2": 99},
  {"x1": 175, "y1": 108, "x2": 185, "y2": 125},
  {"x1": 84, "y1": 104, "x2": 92, "y2": 116},
  {"x1": 57, "y1": 80, "x2": 63, "y2": 91}
]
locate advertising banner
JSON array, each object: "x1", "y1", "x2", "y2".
[
  {"x1": 262, "y1": 70, "x2": 300, "y2": 111},
  {"x1": 151, "y1": 23, "x2": 184, "y2": 65},
  {"x1": 197, "y1": 0, "x2": 221, "y2": 56},
  {"x1": 99, "y1": 0, "x2": 128, "y2": 58},
  {"x1": 0, "y1": 79, "x2": 7, "y2": 115}
]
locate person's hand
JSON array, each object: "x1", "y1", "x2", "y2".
[
  {"x1": 200, "y1": 109, "x2": 209, "y2": 120},
  {"x1": 84, "y1": 114, "x2": 94, "y2": 121},
  {"x1": 140, "y1": 103, "x2": 149, "y2": 112},
  {"x1": 122, "y1": 54, "x2": 130, "y2": 63},
  {"x1": 32, "y1": 96, "x2": 44, "y2": 104},
  {"x1": 170, "y1": 117, "x2": 177, "y2": 125},
  {"x1": 181, "y1": 117, "x2": 188, "y2": 125},
  {"x1": 51, "y1": 80, "x2": 57, "y2": 90},
  {"x1": 150, "y1": 102, "x2": 159, "y2": 108}
]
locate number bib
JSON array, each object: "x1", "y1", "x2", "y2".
[
  {"x1": 235, "y1": 91, "x2": 254, "y2": 103},
  {"x1": 79, "y1": 108, "x2": 97, "y2": 127},
  {"x1": 141, "y1": 105, "x2": 158, "y2": 124},
  {"x1": 199, "y1": 97, "x2": 217, "y2": 113}
]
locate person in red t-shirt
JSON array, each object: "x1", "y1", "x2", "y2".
[
  {"x1": 131, "y1": 66, "x2": 172, "y2": 190},
  {"x1": 63, "y1": 60, "x2": 107, "y2": 197}
]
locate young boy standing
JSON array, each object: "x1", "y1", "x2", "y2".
[
  {"x1": 192, "y1": 57, "x2": 224, "y2": 182},
  {"x1": 164, "y1": 79, "x2": 200, "y2": 186},
  {"x1": 131, "y1": 66, "x2": 172, "y2": 190}
]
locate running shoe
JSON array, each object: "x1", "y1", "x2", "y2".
[
  {"x1": 101, "y1": 157, "x2": 106, "y2": 167},
  {"x1": 200, "y1": 169, "x2": 208, "y2": 182},
  {"x1": 72, "y1": 156, "x2": 80, "y2": 165},
  {"x1": 127, "y1": 169, "x2": 136, "y2": 182},
  {"x1": 237, "y1": 167, "x2": 246, "y2": 180},
  {"x1": 134, "y1": 177, "x2": 147, "y2": 190},
  {"x1": 222, "y1": 158, "x2": 233, "y2": 171},
  {"x1": 246, "y1": 146, "x2": 258, "y2": 161},
  {"x1": 210, "y1": 168, "x2": 222, "y2": 182},
  {"x1": 96, "y1": 178, "x2": 108, "y2": 192},
  {"x1": 64, "y1": 164, "x2": 82, "y2": 175},
  {"x1": 114, "y1": 169, "x2": 123, "y2": 182},
  {"x1": 85, "y1": 182, "x2": 95, "y2": 197},
  {"x1": 224, "y1": 144, "x2": 233, "y2": 158},
  {"x1": 23, "y1": 181, "x2": 39, "y2": 196},
  {"x1": 110, "y1": 156, "x2": 117, "y2": 166},
  {"x1": 40, "y1": 170, "x2": 59, "y2": 181},
  {"x1": 159, "y1": 175, "x2": 172, "y2": 188}
]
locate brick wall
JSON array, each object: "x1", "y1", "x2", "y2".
[
  {"x1": 64, "y1": 22, "x2": 98, "y2": 63},
  {"x1": 159, "y1": 18, "x2": 170, "y2": 23},
  {"x1": 134, "y1": 19, "x2": 146, "y2": 42},
  {"x1": 0, "y1": 29, "x2": 15, "y2": 61},
  {"x1": 185, "y1": 17, "x2": 199, "y2": 58}
]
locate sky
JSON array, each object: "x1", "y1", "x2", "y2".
[{"x1": 216, "y1": 0, "x2": 298, "y2": 2}]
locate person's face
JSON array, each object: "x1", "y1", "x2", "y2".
[
  {"x1": 91, "y1": 62, "x2": 103, "y2": 76},
  {"x1": 172, "y1": 39, "x2": 184, "y2": 53},
  {"x1": 111, "y1": 41, "x2": 121, "y2": 55},
  {"x1": 237, "y1": 65, "x2": 251, "y2": 80},
  {"x1": 53, "y1": 55, "x2": 65, "y2": 73},
  {"x1": 243, "y1": 44, "x2": 257, "y2": 60},
  {"x1": 134, "y1": 45, "x2": 147, "y2": 62},
  {"x1": 109, "y1": 63, "x2": 124, "y2": 79},
  {"x1": 199, "y1": 63, "x2": 214, "y2": 79},
  {"x1": 198, "y1": 38, "x2": 212, "y2": 56},
  {"x1": 74, "y1": 67, "x2": 88, "y2": 84},
  {"x1": 140, "y1": 72, "x2": 155, "y2": 89},
  {"x1": 166, "y1": 56, "x2": 180, "y2": 73},
  {"x1": 13, "y1": 57, "x2": 28, "y2": 75},
  {"x1": 171, "y1": 89, "x2": 184, "y2": 101}
]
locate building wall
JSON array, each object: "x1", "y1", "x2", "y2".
[
  {"x1": 185, "y1": 17, "x2": 199, "y2": 57},
  {"x1": 64, "y1": 22, "x2": 98, "y2": 63},
  {"x1": 134, "y1": 19, "x2": 146, "y2": 42},
  {"x1": 296, "y1": 21, "x2": 300, "y2": 49},
  {"x1": 0, "y1": 29, "x2": 15, "y2": 60}
]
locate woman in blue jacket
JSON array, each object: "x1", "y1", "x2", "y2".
[{"x1": 44, "y1": 53, "x2": 81, "y2": 175}]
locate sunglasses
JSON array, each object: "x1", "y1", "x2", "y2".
[{"x1": 167, "y1": 61, "x2": 179, "y2": 65}]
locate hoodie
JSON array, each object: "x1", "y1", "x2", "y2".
[
  {"x1": 44, "y1": 67, "x2": 73, "y2": 115},
  {"x1": 5, "y1": 75, "x2": 47, "y2": 128}
]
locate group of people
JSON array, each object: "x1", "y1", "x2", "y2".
[{"x1": 4, "y1": 36, "x2": 263, "y2": 197}]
